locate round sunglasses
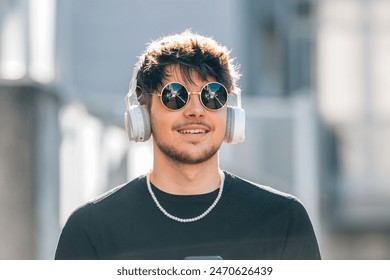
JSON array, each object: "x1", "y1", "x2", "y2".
[{"x1": 155, "y1": 82, "x2": 229, "y2": 111}]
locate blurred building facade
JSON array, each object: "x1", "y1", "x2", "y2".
[{"x1": 0, "y1": 0, "x2": 389, "y2": 259}]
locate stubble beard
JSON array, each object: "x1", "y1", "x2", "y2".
[
  {"x1": 152, "y1": 119, "x2": 222, "y2": 165},
  {"x1": 154, "y1": 136, "x2": 221, "y2": 165},
  {"x1": 150, "y1": 105, "x2": 224, "y2": 165}
]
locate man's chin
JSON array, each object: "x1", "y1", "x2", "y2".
[{"x1": 156, "y1": 143, "x2": 219, "y2": 165}]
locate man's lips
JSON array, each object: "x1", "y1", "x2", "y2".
[
  {"x1": 173, "y1": 122, "x2": 211, "y2": 135},
  {"x1": 178, "y1": 128, "x2": 207, "y2": 134}
]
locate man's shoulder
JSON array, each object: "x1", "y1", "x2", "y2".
[
  {"x1": 69, "y1": 174, "x2": 147, "y2": 216},
  {"x1": 223, "y1": 171, "x2": 311, "y2": 222},
  {"x1": 223, "y1": 170, "x2": 301, "y2": 206},
  {"x1": 93, "y1": 174, "x2": 147, "y2": 204}
]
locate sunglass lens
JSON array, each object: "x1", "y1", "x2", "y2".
[
  {"x1": 161, "y1": 83, "x2": 188, "y2": 110},
  {"x1": 201, "y1": 83, "x2": 228, "y2": 110}
]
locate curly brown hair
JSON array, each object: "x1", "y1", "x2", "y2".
[{"x1": 134, "y1": 30, "x2": 240, "y2": 108}]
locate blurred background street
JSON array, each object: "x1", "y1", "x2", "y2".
[{"x1": 1, "y1": 0, "x2": 390, "y2": 259}]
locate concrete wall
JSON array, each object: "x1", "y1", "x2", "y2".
[{"x1": 0, "y1": 86, "x2": 60, "y2": 259}]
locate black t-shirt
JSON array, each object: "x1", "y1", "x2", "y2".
[{"x1": 55, "y1": 171, "x2": 321, "y2": 260}]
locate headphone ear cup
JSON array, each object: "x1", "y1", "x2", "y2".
[
  {"x1": 224, "y1": 106, "x2": 245, "y2": 144},
  {"x1": 124, "y1": 105, "x2": 151, "y2": 142}
]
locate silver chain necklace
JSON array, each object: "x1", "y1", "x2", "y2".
[{"x1": 146, "y1": 171, "x2": 225, "y2": 223}]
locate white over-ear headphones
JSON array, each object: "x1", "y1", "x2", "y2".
[
  {"x1": 124, "y1": 65, "x2": 245, "y2": 144},
  {"x1": 224, "y1": 89, "x2": 245, "y2": 144}
]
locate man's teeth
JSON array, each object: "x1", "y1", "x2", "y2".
[{"x1": 179, "y1": 129, "x2": 206, "y2": 134}]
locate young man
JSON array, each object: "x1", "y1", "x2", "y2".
[{"x1": 55, "y1": 31, "x2": 321, "y2": 260}]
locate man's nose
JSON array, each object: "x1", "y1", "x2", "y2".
[{"x1": 183, "y1": 93, "x2": 205, "y2": 118}]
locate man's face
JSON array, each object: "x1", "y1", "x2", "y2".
[{"x1": 150, "y1": 65, "x2": 227, "y2": 165}]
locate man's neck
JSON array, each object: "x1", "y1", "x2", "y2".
[{"x1": 150, "y1": 155, "x2": 221, "y2": 195}]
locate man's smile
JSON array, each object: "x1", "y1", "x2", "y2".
[
  {"x1": 178, "y1": 129, "x2": 207, "y2": 134},
  {"x1": 174, "y1": 122, "x2": 211, "y2": 135}
]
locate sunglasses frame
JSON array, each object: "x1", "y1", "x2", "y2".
[{"x1": 156, "y1": 81, "x2": 230, "y2": 112}]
